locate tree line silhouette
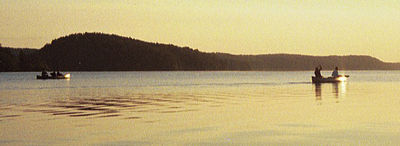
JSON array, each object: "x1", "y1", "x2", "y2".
[{"x1": 1, "y1": 32, "x2": 400, "y2": 72}]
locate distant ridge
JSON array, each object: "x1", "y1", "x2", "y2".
[{"x1": 1, "y1": 32, "x2": 400, "y2": 71}]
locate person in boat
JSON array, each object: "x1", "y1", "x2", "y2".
[
  {"x1": 56, "y1": 71, "x2": 63, "y2": 76},
  {"x1": 41, "y1": 70, "x2": 48, "y2": 77},
  {"x1": 314, "y1": 65, "x2": 322, "y2": 78},
  {"x1": 50, "y1": 71, "x2": 56, "y2": 77},
  {"x1": 332, "y1": 66, "x2": 339, "y2": 77}
]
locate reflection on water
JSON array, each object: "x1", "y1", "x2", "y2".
[
  {"x1": 315, "y1": 83, "x2": 322, "y2": 100},
  {"x1": 314, "y1": 82, "x2": 347, "y2": 102},
  {"x1": 333, "y1": 83, "x2": 339, "y2": 98},
  {"x1": 20, "y1": 93, "x2": 207, "y2": 119},
  {"x1": 0, "y1": 89, "x2": 242, "y2": 121},
  {"x1": 1, "y1": 80, "x2": 349, "y2": 121},
  {"x1": 3, "y1": 71, "x2": 400, "y2": 145}
]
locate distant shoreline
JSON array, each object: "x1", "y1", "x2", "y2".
[{"x1": 1, "y1": 32, "x2": 400, "y2": 72}]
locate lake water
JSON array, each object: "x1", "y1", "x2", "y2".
[{"x1": 1, "y1": 71, "x2": 400, "y2": 145}]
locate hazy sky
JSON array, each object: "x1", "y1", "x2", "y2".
[{"x1": 1, "y1": 0, "x2": 400, "y2": 62}]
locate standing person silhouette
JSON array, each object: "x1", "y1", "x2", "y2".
[
  {"x1": 314, "y1": 65, "x2": 322, "y2": 78},
  {"x1": 332, "y1": 66, "x2": 339, "y2": 77}
]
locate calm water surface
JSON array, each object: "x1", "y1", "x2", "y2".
[{"x1": 1, "y1": 71, "x2": 400, "y2": 145}]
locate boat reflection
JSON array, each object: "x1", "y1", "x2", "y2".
[
  {"x1": 315, "y1": 83, "x2": 322, "y2": 100},
  {"x1": 314, "y1": 82, "x2": 347, "y2": 102}
]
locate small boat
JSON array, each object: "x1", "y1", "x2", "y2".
[
  {"x1": 312, "y1": 75, "x2": 349, "y2": 83},
  {"x1": 37, "y1": 73, "x2": 70, "y2": 80}
]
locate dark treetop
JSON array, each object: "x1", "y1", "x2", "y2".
[{"x1": 1, "y1": 32, "x2": 400, "y2": 71}]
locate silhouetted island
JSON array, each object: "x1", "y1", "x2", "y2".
[{"x1": 1, "y1": 32, "x2": 400, "y2": 71}]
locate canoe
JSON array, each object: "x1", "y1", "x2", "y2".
[
  {"x1": 37, "y1": 73, "x2": 70, "y2": 80},
  {"x1": 312, "y1": 75, "x2": 349, "y2": 83}
]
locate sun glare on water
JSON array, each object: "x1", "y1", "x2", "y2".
[
  {"x1": 337, "y1": 76, "x2": 347, "y2": 82},
  {"x1": 64, "y1": 73, "x2": 71, "y2": 78}
]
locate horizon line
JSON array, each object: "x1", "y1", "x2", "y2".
[{"x1": 0, "y1": 32, "x2": 397, "y2": 63}]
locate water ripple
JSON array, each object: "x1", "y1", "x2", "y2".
[{"x1": 7, "y1": 91, "x2": 239, "y2": 121}]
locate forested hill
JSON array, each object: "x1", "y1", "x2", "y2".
[{"x1": 1, "y1": 32, "x2": 400, "y2": 71}]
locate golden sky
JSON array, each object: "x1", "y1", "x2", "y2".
[{"x1": 1, "y1": 0, "x2": 400, "y2": 62}]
